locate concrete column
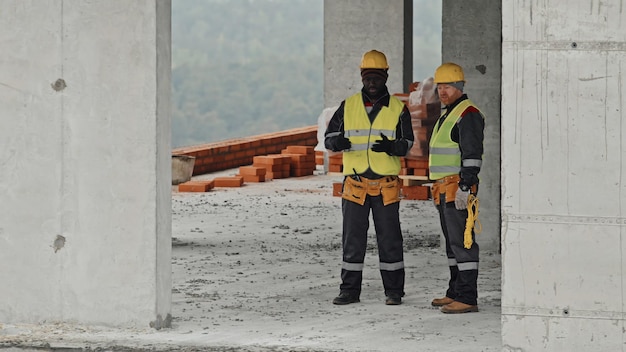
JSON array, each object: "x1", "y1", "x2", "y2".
[
  {"x1": 0, "y1": 0, "x2": 172, "y2": 328},
  {"x1": 442, "y1": 0, "x2": 502, "y2": 251},
  {"x1": 324, "y1": 0, "x2": 413, "y2": 108},
  {"x1": 501, "y1": 1, "x2": 626, "y2": 349}
]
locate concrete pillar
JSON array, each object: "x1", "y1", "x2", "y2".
[
  {"x1": 0, "y1": 0, "x2": 172, "y2": 328},
  {"x1": 324, "y1": 0, "x2": 413, "y2": 108},
  {"x1": 501, "y1": 1, "x2": 626, "y2": 349},
  {"x1": 442, "y1": 0, "x2": 502, "y2": 251}
]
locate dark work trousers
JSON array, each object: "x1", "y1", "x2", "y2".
[
  {"x1": 339, "y1": 194, "x2": 405, "y2": 298},
  {"x1": 436, "y1": 193, "x2": 479, "y2": 305}
]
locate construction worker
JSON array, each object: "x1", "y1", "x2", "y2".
[
  {"x1": 429, "y1": 62, "x2": 485, "y2": 313},
  {"x1": 324, "y1": 50, "x2": 414, "y2": 306}
]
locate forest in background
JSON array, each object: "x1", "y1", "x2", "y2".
[{"x1": 171, "y1": 0, "x2": 440, "y2": 148}]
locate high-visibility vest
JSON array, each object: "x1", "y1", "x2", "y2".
[
  {"x1": 342, "y1": 93, "x2": 404, "y2": 176},
  {"x1": 429, "y1": 99, "x2": 477, "y2": 180}
]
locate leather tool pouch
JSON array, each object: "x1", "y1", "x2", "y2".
[
  {"x1": 342, "y1": 176, "x2": 367, "y2": 205},
  {"x1": 445, "y1": 181, "x2": 459, "y2": 205},
  {"x1": 431, "y1": 175, "x2": 461, "y2": 206},
  {"x1": 342, "y1": 176, "x2": 400, "y2": 206},
  {"x1": 379, "y1": 177, "x2": 401, "y2": 206}
]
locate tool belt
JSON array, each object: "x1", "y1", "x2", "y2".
[
  {"x1": 431, "y1": 174, "x2": 477, "y2": 206},
  {"x1": 342, "y1": 175, "x2": 401, "y2": 206},
  {"x1": 430, "y1": 175, "x2": 460, "y2": 206}
]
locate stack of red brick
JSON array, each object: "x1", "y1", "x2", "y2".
[
  {"x1": 172, "y1": 126, "x2": 317, "y2": 176},
  {"x1": 244, "y1": 145, "x2": 316, "y2": 182},
  {"x1": 323, "y1": 154, "x2": 429, "y2": 177},
  {"x1": 402, "y1": 156, "x2": 429, "y2": 177},
  {"x1": 327, "y1": 153, "x2": 343, "y2": 173},
  {"x1": 177, "y1": 145, "x2": 316, "y2": 192},
  {"x1": 405, "y1": 79, "x2": 441, "y2": 159}
]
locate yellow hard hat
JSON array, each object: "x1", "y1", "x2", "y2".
[
  {"x1": 434, "y1": 62, "x2": 465, "y2": 83},
  {"x1": 360, "y1": 50, "x2": 389, "y2": 69}
]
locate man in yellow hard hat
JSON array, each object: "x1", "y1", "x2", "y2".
[
  {"x1": 429, "y1": 62, "x2": 485, "y2": 313},
  {"x1": 324, "y1": 50, "x2": 414, "y2": 306}
]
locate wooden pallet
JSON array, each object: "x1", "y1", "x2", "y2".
[{"x1": 398, "y1": 175, "x2": 430, "y2": 186}]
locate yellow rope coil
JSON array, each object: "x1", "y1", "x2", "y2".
[{"x1": 463, "y1": 194, "x2": 482, "y2": 249}]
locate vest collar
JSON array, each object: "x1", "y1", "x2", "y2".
[{"x1": 360, "y1": 88, "x2": 391, "y2": 107}]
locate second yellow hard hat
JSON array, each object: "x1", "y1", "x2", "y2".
[{"x1": 434, "y1": 62, "x2": 465, "y2": 83}]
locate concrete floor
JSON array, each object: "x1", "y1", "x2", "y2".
[{"x1": 0, "y1": 171, "x2": 501, "y2": 352}]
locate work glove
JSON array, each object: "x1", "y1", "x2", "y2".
[
  {"x1": 333, "y1": 136, "x2": 351, "y2": 151},
  {"x1": 371, "y1": 133, "x2": 394, "y2": 155},
  {"x1": 454, "y1": 189, "x2": 470, "y2": 210}
]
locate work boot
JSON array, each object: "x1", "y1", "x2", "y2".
[
  {"x1": 440, "y1": 301, "x2": 479, "y2": 314},
  {"x1": 431, "y1": 296, "x2": 454, "y2": 307},
  {"x1": 332, "y1": 292, "x2": 360, "y2": 305},
  {"x1": 385, "y1": 293, "x2": 402, "y2": 305}
]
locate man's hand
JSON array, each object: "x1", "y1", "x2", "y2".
[
  {"x1": 371, "y1": 133, "x2": 394, "y2": 155},
  {"x1": 333, "y1": 136, "x2": 351, "y2": 151},
  {"x1": 455, "y1": 189, "x2": 470, "y2": 210}
]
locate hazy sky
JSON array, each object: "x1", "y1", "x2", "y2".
[{"x1": 413, "y1": 0, "x2": 442, "y2": 82}]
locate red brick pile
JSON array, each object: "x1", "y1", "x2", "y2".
[
  {"x1": 323, "y1": 154, "x2": 429, "y2": 178},
  {"x1": 177, "y1": 145, "x2": 316, "y2": 192},
  {"x1": 172, "y1": 126, "x2": 317, "y2": 175},
  {"x1": 403, "y1": 80, "x2": 441, "y2": 159},
  {"x1": 249, "y1": 145, "x2": 316, "y2": 181}
]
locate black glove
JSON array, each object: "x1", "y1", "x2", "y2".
[
  {"x1": 371, "y1": 133, "x2": 394, "y2": 155},
  {"x1": 333, "y1": 136, "x2": 351, "y2": 151}
]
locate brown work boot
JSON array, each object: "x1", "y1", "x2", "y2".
[
  {"x1": 385, "y1": 293, "x2": 402, "y2": 305},
  {"x1": 440, "y1": 301, "x2": 479, "y2": 314},
  {"x1": 431, "y1": 296, "x2": 454, "y2": 307}
]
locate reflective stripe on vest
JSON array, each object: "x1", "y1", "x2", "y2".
[
  {"x1": 429, "y1": 99, "x2": 475, "y2": 180},
  {"x1": 343, "y1": 93, "x2": 403, "y2": 175}
]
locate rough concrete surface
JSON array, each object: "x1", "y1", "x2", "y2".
[{"x1": 0, "y1": 170, "x2": 501, "y2": 352}]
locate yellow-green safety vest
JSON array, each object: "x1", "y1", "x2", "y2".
[
  {"x1": 342, "y1": 93, "x2": 404, "y2": 176},
  {"x1": 429, "y1": 99, "x2": 478, "y2": 180}
]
